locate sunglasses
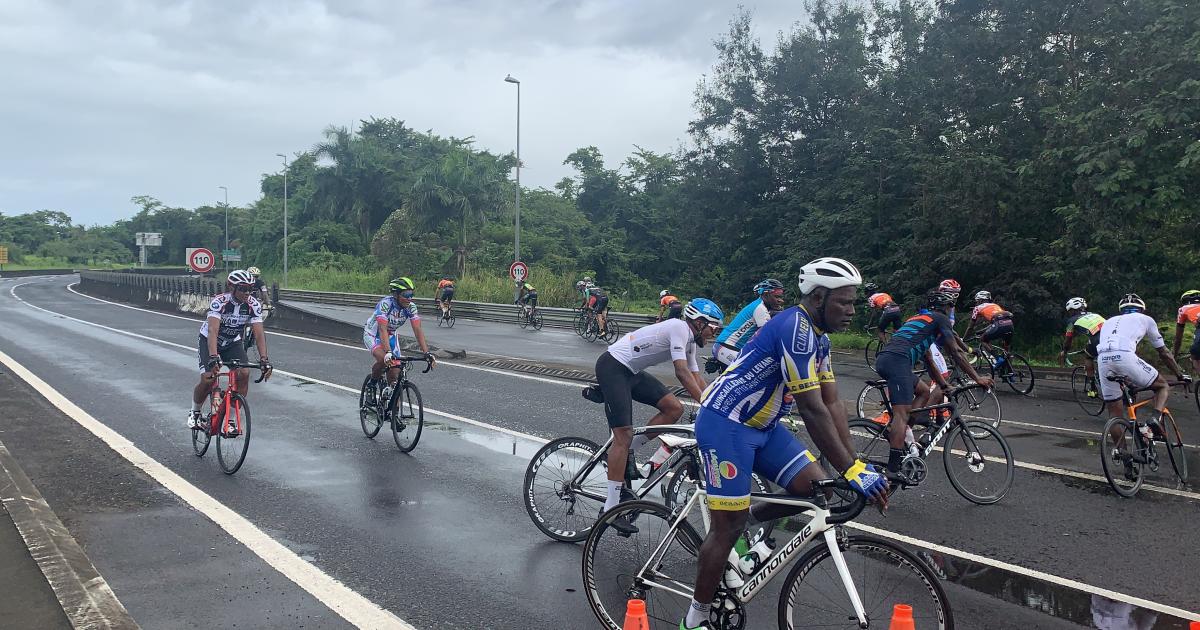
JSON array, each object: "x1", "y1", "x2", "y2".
[
  {"x1": 232, "y1": 285, "x2": 252, "y2": 293},
  {"x1": 395, "y1": 290, "x2": 415, "y2": 298},
  {"x1": 767, "y1": 289, "x2": 785, "y2": 296}
]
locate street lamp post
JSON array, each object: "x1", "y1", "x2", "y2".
[
  {"x1": 276, "y1": 153, "x2": 289, "y2": 288},
  {"x1": 504, "y1": 74, "x2": 521, "y2": 300},
  {"x1": 218, "y1": 185, "x2": 228, "y2": 270}
]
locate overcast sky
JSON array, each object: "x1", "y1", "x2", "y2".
[{"x1": 1, "y1": 1, "x2": 808, "y2": 226}]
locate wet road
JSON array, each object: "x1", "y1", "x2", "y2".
[{"x1": 1, "y1": 275, "x2": 1197, "y2": 628}]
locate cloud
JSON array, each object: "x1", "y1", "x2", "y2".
[{"x1": 0, "y1": 0, "x2": 808, "y2": 225}]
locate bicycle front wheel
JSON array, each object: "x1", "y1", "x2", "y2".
[
  {"x1": 523, "y1": 437, "x2": 604, "y2": 542},
  {"x1": 216, "y1": 392, "x2": 251, "y2": 475},
  {"x1": 1070, "y1": 366, "x2": 1105, "y2": 416},
  {"x1": 602, "y1": 319, "x2": 621, "y2": 344},
  {"x1": 391, "y1": 381, "x2": 424, "y2": 452},
  {"x1": 778, "y1": 533, "x2": 953, "y2": 629},
  {"x1": 864, "y1": 338, "x2": 882, "y2": 371},
  {"x1": 191, "y1": 421, "x2": 211, "y2": 457},
  {"x1": 846, "y1": 418, "x2": 892, "y2": 466},
  {"x1": 582, "y1": 500, "x2": 703, "y2": 630},
  {"x1": 1002, "y1": 352, "x2": 1035, "y2": 396},
  {"x1": 1100, "y1": 417, "x2": 1143, "y2": 497},
  {"x1": 951, "y1": 383, "x2": 1001, "y2": 438},
  {"x1": 1162, "y1": 410, "x2": 1188, "y2": 482},
  {"x1": 359, "y1": 375, "x2": 383, "y2": 438},
  {"x1": 518, "y1": 307, "x2": 529, "y2": 329},
  {"x1": 532, "y1": 311, "x2": 544, "y2": 331},
  {"x1": 942, "y1": 421, "x2": 1013, "y2": 504}
]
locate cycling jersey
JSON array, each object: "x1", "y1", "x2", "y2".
[
  {"x1": 700, "y1": 306, "x2": 832, "y2": 431},
  {"x1": 363, "y1": 296, "x2": 420, "y2": 339},
  {"x1": 970, "y1": 302, "x2": 1011, "y2": 323},
  {"x1": 199, "y1": 294, "x2": 264, "y2": 348},
  {"x1": 1177, "y1": 304, "x2": 1200, "y2": 326},
  {"x1": 606, "y1": 318, "x2": 698, "y2": 374},
  {"x1": 868, "y1": 293, "x2": 895, "y2": 309},
  {"x1": 1065, "y1": 312, "x2": 1105, "y2": 339},
  {"x1": 660, "y1": 294, "x2": 680, "y2": 308},
  {"x1": 715, "y1": 298, "x2": 771, "y2": 351},
  {"x1": 1096, "y1": 312, "x2": 1165, "y2": 354},
  {"x1": 437, "y1": 279, "x2": 455, "y2": 291},
  {"x1": 880, "y1": 310, "x2": 956, "y2": 366}
]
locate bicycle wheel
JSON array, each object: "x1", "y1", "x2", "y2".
[
  {"x1": 855, "y1": 384, "x2": 889, "y2": 422},
  {"x1": 359, "y1": 375, "x2": 383, "y2": 438},
  {"x1": 574, "y1": 310, "x2": 590, "y2": 337},
  {"x1": 390, "y1": 381, "x2": 423, "y2": 452},
  {"x1": 582, "y1": 500, "x2": 704, "y2": 630},
  {"x1": 1070, "y1": 366, "x2": 1105, "y2": 416},
  {"x1": 523, "y1": 437, "x2": 605, "y2": 542},
  {"x1": 1161, "y1": 410, "x2": 1188, "y2": 482},
  {"x1": 446, "y1": 314, "x2": 456, "y2": 328},
  {"x1": 1001, "y1": 352, "x2": 1035, "y2": 396},
  {"x1": 531, "y1": 311, "x2": 544, "y2": 331},
  {"x1": 942, "y1": 421, "x2": 1013, "y2": 504},
  {"x1": 846, "y1": 418, "x2": 892, "y2": 466},
  {"x1": 1100, "y1": 417, "x2": 1143, "y2": 497},
  {"x1": 864, "y1": 338, "x2": 882, "y2": 371},
  {"x1": 778, "y1": 534, "x2": 953, "y2": 630},
  {"x1": 216, "y1": 392, "x2": 251, "y2": 475},
  {"x1": 602, "y1": 319, "x2": 621, "y2": 344},
  {"x1": 191, "y1": 419, "x2": 211, "y2": 457},
  {"x1": 518, "y1": 307, "x2": 530, "y2": 329},
  {"x1": 951, "y1": 383, "x2": 1001, "y2": 438}
]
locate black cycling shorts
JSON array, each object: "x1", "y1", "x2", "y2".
[
  {"x1": 595, "y1": 351, "x2": 670, "y2": 429},
  {"x1": 523, "y1": 291, "x2": 538, "y2": 305},
  {"x1": 440, "y1": 288, "x2": 455, "y2": 302},
  {"x1": 1084, "y1": 335, "x2": 1100, "y2": 359},
  {"x1": 667, "y1": 302, "x2": 683, "y2": 319},
  {"x1": 592, "y1": 295, "x2": 610, "y2": 314},
  {"x1": 877, "y1": 307, "x2": 902, "y2": 332},
  {"x1": 197, "y1": 335, "x2": 248, "y2": 373},
  {"x1": 981, "y1": 319, "x2": 1015, "y2": 343},
  {"x1": 875, "y1": 351, "x2": 917, "y2": 406},
  {"x1": 1190, "y1": 334, "x2": 1200, "y2": 360}
]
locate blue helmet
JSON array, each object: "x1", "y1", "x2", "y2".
[{"x1": 683, "y1": 298, "x2": 724, "y2": 324}]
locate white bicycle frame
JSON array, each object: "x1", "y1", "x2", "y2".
[{"x1": 632, "y1": 487, "x2": 869, "y2": 626}]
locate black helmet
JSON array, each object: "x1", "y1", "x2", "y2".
[
  {"x1": 926, "y1": 290, "x2": 956, "y2": 309},
  {"x1": 863, "y1": 282, "x2": 879, "y2": 293}
]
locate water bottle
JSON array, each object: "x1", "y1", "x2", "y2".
[
  {"x1": 738, "y1": 539, "x2": 774, "y2": 574},
  {"x1": 723, "y1": 549, "x2": 745, "y2": 588}
]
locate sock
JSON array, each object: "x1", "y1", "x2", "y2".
[
  {"x1": 630, "y1": 434, "x2": 651, "y2": 451},
  {"x1": 888, "y1": 448, "x2": 907, "y2": 473},
  {"x1": 191, "y1": 400, "x2": 202, "y2": 412},
  {"x1": 685, "y1": 599, "x2": 710, "y2": 628},
  {"x1": 604, "y1": 480, "x2": 622, "y2": 511},
  {"x1": 649, "y1": 444, "x2": 672, "y2": 466}
]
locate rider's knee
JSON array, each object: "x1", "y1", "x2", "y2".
[{"x1": 659, "y1": 395, "x2": 684, "y2": 420}]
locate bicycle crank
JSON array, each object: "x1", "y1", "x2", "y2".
[
  {"x1": 900, "y1": 456, "x2": 928, "y2": 485},
  {"x1": 710, "y1": 590, "x2": 747, "y2": 630}
]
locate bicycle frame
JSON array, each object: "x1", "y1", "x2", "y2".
[
  {"x1": 551, "y1": 425, "x2": 695, "y2": 504},
  {"x1": 206, "y1": 361, "x2": 260, "y2": 435}
]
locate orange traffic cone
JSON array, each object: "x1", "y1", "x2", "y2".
[
  {"x1": 888, "y1": 603, "x2": 915, "y2": 630},
  {"x1": 623, "y1": 598, "x2": 649, "y2": 630}
]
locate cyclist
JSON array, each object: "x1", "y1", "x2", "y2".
[
  {"x1": 363, "y1": 278, "x2": 436, "y2": 404},
  {"x1": 588, "y1": 284, "x2": 610, "y2": 336},
  {"x1": 681, "y1": 258, "x2": 888, "y2": 630},
  {"x1": 242, "y1": 266, "x2": 270, "y2": 353},
  {"x1": 574, "y1": 276, "x2": 596, "y2": 309},
  {"x1": 963, "y1": 290, "x2": 1015, "y2": 356},
  {"x1": 594, "y1": 298, "x2": 722, "y2": 523},
  {"x1": 874, "y1": 290, "x2": 992, "y2": 474},
  {"x1": 708, "y1": 278, "x2": 785, "y2": 373},
  {"x1": 1059, "y1": 297, "x2": 1105, "y2": 398},
  {"x1": 188, "y1": 270, "x2": 273, "y2": 428},
  {"x1": 435, "y1": 276, "x2": 456, "y2": 320},
  {"x1": 517, "y1": 281, "x2": 538, "y2": 313},
  {"x1": 864, "y1": 283, "x2": 902, "y2": 344},
  {"x1": 657, "y1": 289, "x2": 683, "y2": 321},
  {"x1": 1171, "y1": 290, "x2": 1200, "y2": 375},
  {"x1": 1096, "y1": 294, "x2": 1188, "y2": 447}
]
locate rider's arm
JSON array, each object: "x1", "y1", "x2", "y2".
[
  {"x1": 672, "y1": 359, "x2": 705, "y2": 401},
  {"x1": 819, "y1": 381, "x2": 853, "y2": 455},
  {"x1": 248, "y1": 300, "x2": 267, "y2": 361},
  {"x1": 1173, "y1": 322, "x2": 1185, "y2": 357},
  {"x1": 1145, "y1": 318, "x2": 1183, "y2": 377},
  {"x1": 206, "y1": 316, "x2": 221, "y2": 360},
  {"x1": 793, "y1": 388, "x2": 853, "y2": 472},
  {"x1": 1155, "y1": 346, "x2": 1186, "y2": 379},
  {"x1": 1059, "y1": 330, "x2": 1074, "y2": 365}
]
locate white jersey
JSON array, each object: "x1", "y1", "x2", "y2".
[
  {"x1": 1096, "y1": 312, "x2": 1164, "y2": 354},
  {"x1": 199, "y1": 293, "x2": 264, "y2": 348},
  {"x1": 606, "y1": 318, "x2": 698, "y2": 374}
]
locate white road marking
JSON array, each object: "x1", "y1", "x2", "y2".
[
  {"x1": 10, "y1": 279, "x2": 1200, "y2": 621},
  {"x1": 0, "y1": 348, "x2": 416, "y2": 630}
]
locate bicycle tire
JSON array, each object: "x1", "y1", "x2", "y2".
[
  {"x1": 855, "y1": 383, "x2": 889, "y2": 422},
  {"x1": 1100, "y1": 417, "x2": 1143, "y2": 497},
  {"x1": 582, "y1": 500, "x2": 703, "y2": 630},
  {"x1": 191, "y1": 420, "x2": 211, "y2": 457},
  {"x1": 391, "y1": 381, "x2": 423, "y2": 452},
  {"x1": 602, "y1": 319, "x2": 621, "y2": 344},
  {"x1": 942, "y1": 421, "x2": 1013, "y2": 504},
  {"x1": 1002, "y1": 352, "x2": 1035, "y2": 396},
  {"x1": 359, "y1": 375, "x2": 383, "y2": 438},
  {"x1": 518, "y1": 307, "x2": 530, "y2": 329},
  {"x1": 523, "y1": 436, "x2": 604, "y2": 542},
  {"x1": 446, "y1": 315, "x2": 455, "y2": 328},
  {"x1": 216, "y1": 392, "x2": 251, "y2": 474},
  {"x1": 1161, "y1": 410, "x2": 1188, "y2": 482},
  {"x1": 777, "y1": 534, "x2": 953, "y2": 630},
  {"x1": 532, "y1": 311, "x2": 543, "y2": 331},
  {"x1": 846, "y1": 418, "x2": 892, "y2": 466},
  {"x1": 864, "y1": 338, "x2": 882, "y2": 371},
  {"x1": 950, "y1": 383, "x2": 1001, "y2": 438},
  {"x1": 1070, "y1": 366, "x2": 1105, "y2": 416}
]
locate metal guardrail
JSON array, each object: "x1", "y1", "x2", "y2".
[
  {"x1": 277, "y1": 288, "x2": 658, "y2": 331},
  {"x1": 80, "y1": 270, "x2": 226, "y2": 296}
]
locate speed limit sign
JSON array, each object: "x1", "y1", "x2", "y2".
[
  {"x1": 186, "y1": 247, "x2": 216, "y2": 273},
  {"x1": 509, "y1": 261, "x2": 529, "y2": 282}
]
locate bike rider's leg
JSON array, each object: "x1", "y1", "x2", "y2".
[
  {"x1": 1146, "y1": 374, "x2": 1171, "y2": 434},
  {"x1": 629, "y1": 392, "x2": 685, "y2": 469},
  {"x1": 874, "y1": 352, "x2": 917, "y2": 471},
  {"x1": 605, "y1": 425, "x2": 634, "y2": 509},
  {"x1": 370, "y1": 343, "x2": 387, "y2": 380},
  {"x1": 235, "y1": 367, "x2": 250, "y2": 397}
]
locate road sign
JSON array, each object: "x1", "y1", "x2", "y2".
[
  {"x1": 222, "y1": 249, "x2": 241, "y2": 262},
  {"x1": 136, "y1": 232, "x2": 163, "y2": 246},
  {"x1": 0, "y1": 246, "x2": 8, "y2": 265},
  {"x1": 187, "y1": 247, "x2": 216, "y2": 273},
  {"x1": 508, "y1": 261, "x2": 529, "y2": 282}
]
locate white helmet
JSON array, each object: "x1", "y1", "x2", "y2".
[
  {"x1": 247, "y1": 266, "x2": 261, "y2": 276},
  {"x1": 660, "y1": 289, "x2": 669, "y2": 298},
  {"x1": 974, "y1": 290, "x2": 992, "y2": 302},
  {"x1": 227, "y1": 269, "x2": 254, "y2": 286},
  {"x1": 1065, "y1": 297, "x2": 1086, "y2": 311},
  {"x1": 797, "y1": 257, "x2": 862, "y2": 295},
  {"x1": 1119, "y1": 293, "x2": 1146, "y2": 311}
]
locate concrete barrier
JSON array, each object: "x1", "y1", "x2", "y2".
[{"x1": 0, "y1": 269, "x2": 76, "y2": 278}]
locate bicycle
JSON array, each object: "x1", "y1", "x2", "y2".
[
  {"x1": 357, "y1": 355, "x2": 433, "y2": 452},
  {"x1": 863, "y1": 324, "x2": 887, "y2": 371},
  {"x1": 192, "y1": 359, "x2": 269, "y2": 475},
  {"x1": 847, "y1": 382, "x2": 1014, "y2": 504},
  {"x1": 965, "y1": 336, "x2": 1035, "y2": 396},
  {"x1": 436, "y1": 302, "x2": 456, "y2": 328},
  {"x1": 1099, "y1": 375, "x2": 1189, "y2": 497},
  {"x1": 242, "y1": 304, "x2": 275, "y2": 357},
  {"x1": 1066, "y1": 350, "x2": 1105, "y2": 416},
  {"x1": 581, "y1": 478, "x2": 953, "y2": 629},
  {"x1": 516, "y1": 301, "x2": 543, "y2": 331},
  {"x1": 578, "y1": 308, "x2": 620, "y2": 344},
  {"x1": 856, "y1": 372, "x2": 1001, "y2": 436}
]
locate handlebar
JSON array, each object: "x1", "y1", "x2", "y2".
[
  {"x1": 813, "y1": 478, "x2": 866, "y2": 524},
  {"x1": 217, "y1": 359, "x2": 271, "y2": 383},
  {"x1": 385, "y1": 355, "x2": 434, "y2": 374}
]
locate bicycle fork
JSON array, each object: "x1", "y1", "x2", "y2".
[{"x1": 824, "y1": 528, "x2": 870, "y2": 627}]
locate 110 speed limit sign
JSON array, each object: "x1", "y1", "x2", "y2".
[{"x1": 186, "y1": 247, "x2": 215, "y2": 273}]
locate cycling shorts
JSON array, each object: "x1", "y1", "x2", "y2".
[
  {"x1": 1097, "y1": 351, "x2": 1158, "y2": 402},
  {"x1": 711, "y1": 343, "x2": 740, "y2": 369},
  {"x1": 1190, "y1": 335, "x2": 1200, "y2": 361},
  {"x1": 594, "y1": 351, "x2": 670, "y2": 429},
  {"x1": 981, "y1": 319, "x2": 1014, "y2": 343},
  {"x1": 197, "y1": 335, "x2": 248, "y2": 374},
  {"x1": 363, "y1": 331, "x2": 401, "y2": 354},
  {"x1": 1084, "y1": 335, "x2": 1100, "y2": 359},
  {"x1": 439, "y1": 288, "x2": 455, "y2": 302},
  {"x1": 875, "y1": 351, "x2": 917, "y2": 406},
  {"x1": 591, "y1": 295, "x2": 610, "y2": 314},
  {"x1": 877, "y1": 307, "x2": 903, "y2": 332},
  {"x1": 696, "y1": 408, "x2": 815, "y2": 511},
  {"x1": 522, "y1": 291, "x2": 538, "y2": 305}
]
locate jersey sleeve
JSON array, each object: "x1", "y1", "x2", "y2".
[
  {"x1": 752, "y1": 302, "x2": 771, "y2": 327},
  {"x1": 206, "y1": 296, "x2": 224, "y2": 320},
  {"x1": 1179, "y1": 307, "x2": 1189, "y2": 325},
  {"x1": 1144, "y1": 315, "x2": 1166, "y2": 349},
  {"x1": 667, "y1": 321, "x2": 690, "y2": 363},
  {"x1": 686, "y1": 341, "x2": 699, "y2": 373},
  {"x1": 374, "y1": 298, "x2": 390, "y2": 321},
  {"x1": 248, "y1": 298, "x2": 264, "y2": 324},
  {"x1": 407, "y1": 304, "x2": 420, "y2": 321},
  {"x1": 779, "y1": 316, "x2": 822, "y2": 395}
]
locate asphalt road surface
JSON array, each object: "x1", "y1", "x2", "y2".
[{"x1": 0, "y1": 275, "x2": 1196, "y2": 629}]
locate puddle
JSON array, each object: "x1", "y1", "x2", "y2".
[{"x1": 423, "y1": 419, "x2": 545, "y2": 459}]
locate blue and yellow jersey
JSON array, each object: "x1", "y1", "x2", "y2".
[{"x1": 700, "y1": 305, "x2": 832, "y2": 430}]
